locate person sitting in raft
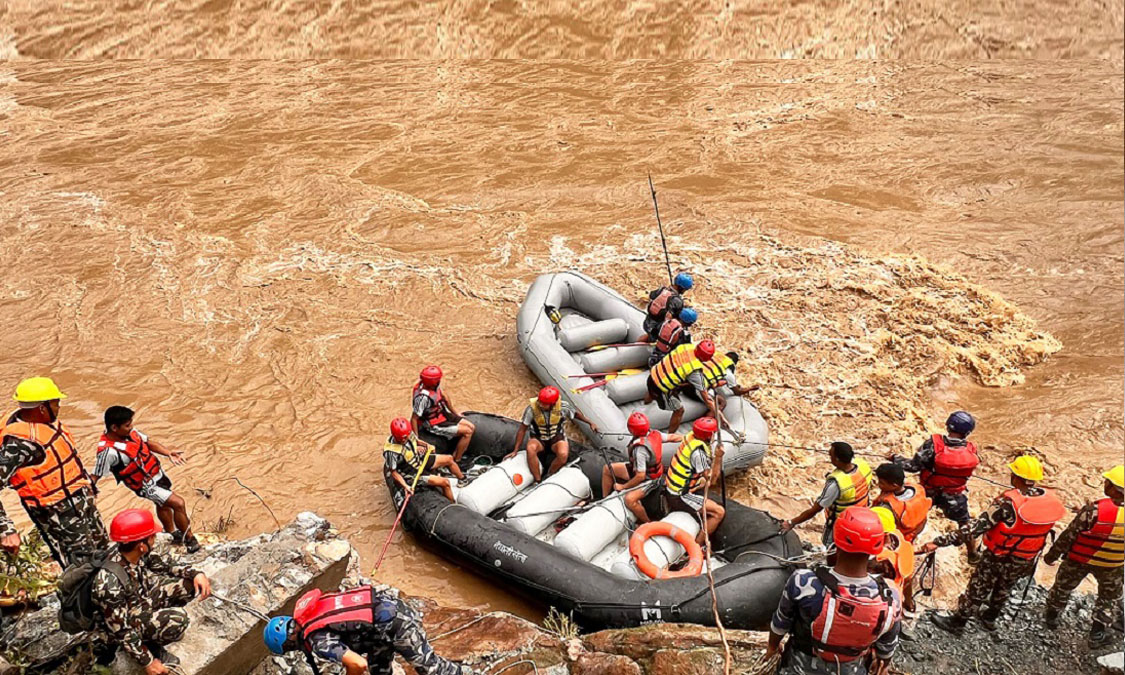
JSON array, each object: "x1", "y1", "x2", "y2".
[
  {"x1": 601, "y1": 412, "x2": 681, "y2": 523},
  {"x1": 507, "y1": 386, "x2": 597, "y2": 484},
  {"x1": 644, "y1": 340, "x2": 718, "y2": 433},
  {"x1": 646, "y1": 306, "x2": 697, "y2": 368},
  {"x1": 384, "y1": 418, "x2": 463, "y2": 503},
  {"x1": 662, "y1": 416, "x2": 725, "y2": 546},
  {"x1": 642, "y1": 272, "x2": 692, "y2": 340},
  {"x1": 780, "y1": 441, "x2": 875, "y2": 546},
  {"x1": 411, "y1": 365, "x2": 475, "y2": 462}
]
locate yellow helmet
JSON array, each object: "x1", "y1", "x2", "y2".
[
  {"x1": 1103, "y1": 465, "x2": 1125, "y2": 490},
  {"x1": 872, "y1": 506, "x2": 898, "y2": 534},
  {"x1": 12, "y1": 377, "x2": 67, "y2": 404},
  {"x1": 1008, "y1": 455, "x2": 1044, "y2": 482}
]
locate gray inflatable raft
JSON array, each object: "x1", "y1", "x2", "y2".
[{"x1": 516, "y1": 271, "x2": 768, "y2": 470}]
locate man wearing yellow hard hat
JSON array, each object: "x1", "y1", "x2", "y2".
[
  {"x1": 918, "y1": 455, "x2": 1066, "y2": 634},
  {"x1": 1043, "y1": 464, "x2": 1124, "y2": 647},
  {"x1": 0, "y1": 377, "x2": 108, "y2": 567}
]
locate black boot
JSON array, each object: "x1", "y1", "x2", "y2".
[
  {"x1": 979, "y1": 614, "x2": 998, "y2": 632},
  {"x1": 1089, "y1": 621, "x2": 1110, "y2": 648},
  {"x1": 931, "y1": 612, "x2": 968, "y2": 635},
  {"x1": 184, "y1": 534, "x2": 201, "y2": 554},
  {"x1": 1044, "y1": 607, "x2": 1060, "y2": 629},
  {"x1": 146, "y1": 643, "x2": 180, "y2": 668},
  {"x1": 170, "y1": 531, "x2": 185, "y2": 545}
]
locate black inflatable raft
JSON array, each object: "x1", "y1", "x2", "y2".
[{"x1": 389, "y1": 412, "x2": 799, "y2": 631}]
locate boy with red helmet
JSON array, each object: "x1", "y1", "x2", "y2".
[
  {"x1": 384, "y1": 417, "x2": 463, "y2": 503},
  {"x1": 508, "y1": 386, "x2": 598, "y2": 483},
  {"x1": 411, "y1": 366, "x2": 475, "y2": 461},
  {"x1": 600, "y1": 412, "x2": 681, "y2": 523},
  {"x1": 767, "y1": 507, "x2": 903, "y2": 675}
]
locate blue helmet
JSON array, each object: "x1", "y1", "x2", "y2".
[
  {"x1": 264, "y1": 616, "x2": 293, "y2": 655},
  {"x1": 946, "y1": 411, "x2": 976, "y2": 436},
  {"x1": 679, "y1": 307, "x2": 698, "y2": 326},
  {"x1": 674, "y1": 272, "x2": 694, "y2": 291}
]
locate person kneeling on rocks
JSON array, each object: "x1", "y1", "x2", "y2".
[
  {"x1": 264, "y1": 586, "x2": 476, "y2": 675},
  {"x1": 91, "y1": 508, "x2": 212, "y2": 675}
]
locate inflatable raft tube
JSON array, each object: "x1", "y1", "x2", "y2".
[
  {"x1": 403, "y1": 413, "x2": 798, "y2": 631},
  {"x1": 515, "y1": 271, "x2": 768, "y2": 471}
]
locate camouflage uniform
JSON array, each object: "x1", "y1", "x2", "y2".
[
  {"x1": 305, "y1": 596, "x2": 473, "y2": 675},
  {"x1": 89, "y1": 547, "x2": 199, "y2": 668},
  {"x1": 0, "y1": 434, "x2": 109, "y2": 567},
  {"x1": 1044, "y1": 501, "x2": 1124, "y2": 627}
]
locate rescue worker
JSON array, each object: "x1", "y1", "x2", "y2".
[
  {"x1": 642, "y1": 272, "x2": 693, "y2": 340},
  {"x1": 384, "y1": 417, "x2": 463, "y2": 503},
  {"x1": 411, "y1": 366, "x2": 475, "y2": 462},
  {"x1": 509, "y1": 386, "x2": 598, "y2": 483},
  {"x1": 888, "y1": 410, "x2": 980, "y2": 562},
  {"x1": 1043, "y1": 464, "x2": 1124, "y2": 647},
  {"x1": 646, "y1": 306, "x2": 697, "y2": 368},
  {"x1": 695, "y1": 350, "x2": 754, "y2": 408},
  {"x1": 263, "y1": 585, "x2": 474, "y2": 675},
  {"x1": 91, "y1": 406, "x2": 199, "y2": 553},
  {"x1": 662, "y1": 416, "x2": 725, "y2": 545},
  {"x1": 0, "y1": 377, "x2": 108, "y2": 567},
  {"x1": 767, "y1": 507, "x2": 902, "y2": 675},
  {"x1": 600, "y1": 412, "x2": 681, "y2": 523},
  {"x1": 871, "y1": 463, "x2": 931, "y2": 543},
  {"x1": 644, "y1": 340, "x2": 718, "y2": 433},
  {"x1": 91, "y1": 508, "x2": 212, "y2": 675},
  {"x1": 869, "y1": 505, "x2": 918, "y2": 637},
  {"x1": 919, "y1": 455, "x2": 1066, "y2": 633},
  {"x1": 781, "y1": 442, "x2": 875, "y2": 546}
]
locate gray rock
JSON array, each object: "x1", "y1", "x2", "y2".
[{"x1": 1099, "y1": 652, "x2": 1124, "y2": 675}]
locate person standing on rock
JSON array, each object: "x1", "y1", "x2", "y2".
[
  {"x1": 766, "y1": 507, "x2": 902, "y2": 675},
  {"x1": 263, "y1": 585, "x2": 475, "y2": 675},
  {"x1": 919, "y1": 455, "x2": 1066, "y2": 634},
  {"x1": 91, "y1": 406, "x2": 200, "y2": 553},
  {"x1": 0, "y1": 377, "x2": 109, "y2": 567},
  {"x1": 1043, "y1": 464, "x2": 1124, "y2": 647},
  {"x1": 641, "y1": 272, "x2": 693, "y2": 340},
  {"x1": 411, "y1": 366, "x2": 476, "y2": 462},
  {"x1": 887, "y1": 410, "x2": 980, "y2": 562},
  {"x1": 780, "y1": 442, "x2": 875, "y2": 546},
  {"x1": 91, "y1": 508, "x2": 211, "y2": 675}
]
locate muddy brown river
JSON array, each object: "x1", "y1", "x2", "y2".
[{"x1": 0, "y1": 6, "x2": 1122, "y2": 618}]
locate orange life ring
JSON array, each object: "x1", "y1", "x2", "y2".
[{"x1": 629, "y1": 521, "x2": 705, "y2": 579}]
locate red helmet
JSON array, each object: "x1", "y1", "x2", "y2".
[
  {"x1": 110, "y1": 508, "x2": 162, "y2": 544},
  {"x1": 627, "y1": 412, "x2": 650, "y2": 437},
  {"x1": 390, "y1": 417, "x2": 411, "y2": 442},
  {"x1": 692, "y1": 416, "x2": 718, "y2": 440},
  {"x1": 538, "y1": 386, "x2": 560, "y2": 406},
  {"x1": 694, "y1": 340, "x2": 716, "y2": 361},
  {"x1": 833, "y1": 507, "x2": 885, "y2": 555},
  {"x1": 420, "y1": 365, "x2": 442, "y2": 388}
]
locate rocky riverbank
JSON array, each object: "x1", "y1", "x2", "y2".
[{"x1": 1, "y1": 514, "x2": 1119, "y2": 675}]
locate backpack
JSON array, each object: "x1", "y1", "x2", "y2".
[{"x1": 57, "y1": 550, "x2": 131, "y2": 634}]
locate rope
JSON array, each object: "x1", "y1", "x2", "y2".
[
  {"x1": 430, "y1": 615, "x2": 490, "y2": 642},
  {"x1": 211, "y1": 591, "x2": 270, "y2": 622},
  {"x1": 701, "y1": 447, "x2": 732, "y2": 675},
  {"x1": 491, "y1": 659, "x2": 540, "y2": 675},
  {"x1": 374, "y1": 444, "x2": 435, "y2": 572},
  {"x1": 191, "y1": 476, "x2": 280, "y2": 532}
]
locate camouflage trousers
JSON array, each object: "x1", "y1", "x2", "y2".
[
  {"x1": 26, "y1": 489, "x2": 109, "y2": 568},
  {"x1": 359, "y1": 600, "x2": 472, "y2": 675},
  {"x1": 955, "y1": 550, "x2": 1036, "y2": 621},
  {"x1": 1046, "y1": 559, "x2": 1123, "y2": 627},
  {"x1": 117, "y1": 576, "x2": 194, "y2": 658}
]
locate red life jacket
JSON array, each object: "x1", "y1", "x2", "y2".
[
  {"x1": 919, "y1": 435, "x2": 979, "y2": 494},
  {"x1": 628, "y1": 431, "x2": 665, "y2": 480},
  {"x1": 97, "y1": 430, "x2": 162, "y2": 492},
  {"x1": 412, "y1": 382, "x2": 451, "y2": 428},
  {"x1": 800, "y1": 567, "x2": 897, "y2": 663},
  {"x1": 293, "y1": 586, "x2": 397, "y2": 648},
  {"x1": 646, "y1": 286, "x2": 677, "y2": 318},
  {"x1": 653, "y1": 318, "x2": 686, "y2": 356},
  {"x1": 1066, "y1": 498, "x2": 1124, "y2": 568},
  {"x1": 982, "y1": 488, "x2": 1067, "y2": 560}
]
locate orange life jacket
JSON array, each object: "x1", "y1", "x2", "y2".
[
  {"x1": 412, "y1": 382, "x2": 451, "y2": 428},
  {"x1": 2, "y1": 412, "x2": 91, "y2": 508},
  {"x1": 982, "y1": 488, "x2": 1066, "y2": 560},
  {"x1": 872, "y1": 483, "x2": 932, "y2": 543},
  {"x1": 646, "y1": 286, "x2": 678, "y2": 318},
  {"x1": 874, "y1": 530, "x2": 916, "y2": 590},
  {"x1": 919, "y1": 435, "x2": 979, "y2": 494},
  {"x1": 628, "y1": 430, "x2": 665, "y2": 480},
  {"x1": 1067, "y1": 498, "x2": 1124, "y2": 568},
  {"x1": 97, "y1": 430, "x2": 162, "y2": 492},
  {"x1": 293, "y1": 586, "x2": 397, "y2": 650}
]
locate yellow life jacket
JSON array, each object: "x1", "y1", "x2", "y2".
[
  {"x1": 1067, "y1": 498, "x2": 1124, "y2": 568},
  {"x1": 651, "y1": 343, "x2": 705, "y2": 394},
  {"x1": 528, "y1": 399, "x2": 565, "y2": 440},
  {"x1": 384, "y1": 433, "x2": 425, "y2": 474},
  {"x1": 664, "y1": 433, "x2": 712, "y2": 495},
  {"x1": 827, "y1": 459, "x2": 874, "y2": 515},
  {"x1": 700, "y1": 353, "x2": 735, "y2": 389}
]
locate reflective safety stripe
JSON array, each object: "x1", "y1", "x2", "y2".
[
  {"x1": 1067, "y1": 498, "x2": 1124, "y2": 568},
  {"x1": 384, "y1": 433, "x2": 425, "y2": 475},
  {"x1": 650, "y1": 343, "x2": 704, "y2": 393},
  {"x1": 528, "y1": 399, "x2": 564, "y2": 439},
  {"x1": 3, "y1": 411, "x2": 91, "y2": 508},
  {"x1": 700, "y1": 353, "x2": 735, "y2": 389},
  {"x1": 412, "y1": 382, "x2": 450, "y2": 427},
  {"x1": 96, "y1": 430, "x2": 161, "y2": 492},
  {"x1": 653, "y1": 318, "x2": 685, "y2": 355},
  {"x1": 664, "y1": 434, "x2": 711, "y2": 495},
  {"x1": 628, "y1": 430, "x2": 665, "y2": 480},
  {"x1": 827, "y1": 459, "x2": 874, "y2": 514}
]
